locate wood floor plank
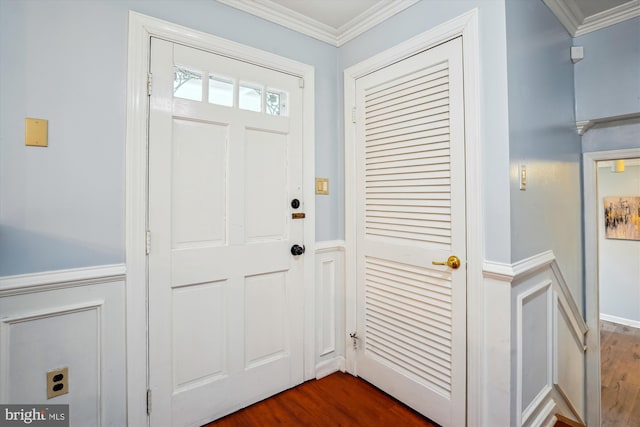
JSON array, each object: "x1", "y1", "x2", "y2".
[
  {"x1": 204, "y1": 372, "x2": 439, "y2": 427},
  {"x1": 601, "y1": 382, "x2": 640, "y2": 427},
  {"x1": 601, "y1": 321, "x2": 640, "y2": 426}
]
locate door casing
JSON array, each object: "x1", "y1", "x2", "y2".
[
  {"x1": 343, "y1": 9, "x2": 482, "y2": 426},
  {"x1": 125, "y1": 12, "x2": 316, "y2": 427},
  {"x1": 583, "y1": 147, "x2": 640, "y2": 427}
]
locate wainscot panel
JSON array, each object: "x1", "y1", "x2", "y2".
[
  {"x1": 0, "y1": 265, "x2": 126, "y2": 427},
  {"x1": 483, "y1": 251, "x2": 587, "y2": 427},
  {"x1": 315, "y1": 241, "x2": 345, "y2": 378}
]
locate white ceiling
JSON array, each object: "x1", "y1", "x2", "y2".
[
  {"x1": 577, "y1": 0, "x2": 630, "y2": 17},
  {"x1": 217, "y1": 0, "x2": 640, "y2": 45},
  {"x1": 270, "y1": 0, "x2": 383, "y2": 30}
]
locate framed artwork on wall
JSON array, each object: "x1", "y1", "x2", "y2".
[{"x1": 604, "y1": 196, "x2": 640, "y2": 241}]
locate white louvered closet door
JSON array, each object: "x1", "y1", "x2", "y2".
[{"x1": 354, "y1": 37, "x2": 466, "y2": 427}]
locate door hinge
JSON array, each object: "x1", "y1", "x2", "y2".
[
  {"x1": 145, "y1": 230, "x2": 151, "y2": 255},
  {"x1": 351, "y1": 107, "x2": 356, "y2": 124},
  {"x1": 147, "y1": 73, "x2": 153, "y2": 96},
  {"x1": 146, "y1": 389, "x2": 152, "y2": 415},
  {"x1": 349, "y1": 331, "x2": 359, "y2": 349},
  {"x1": 298, "y1": 78, "x2": 304, "y2": 88}
]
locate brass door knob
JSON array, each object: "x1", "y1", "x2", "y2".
[{"x1": 432, "y1": 255, "x2": 461, "y2": 269}]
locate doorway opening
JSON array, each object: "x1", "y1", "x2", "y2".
[
  {"x1": 583, "y1": 148, "x2": 640, "y2": 427},
  {"x1": 343, "y1": 9, "x2": 481, "y2": 427},
  {"x1": 125, "y1": 12, "x2": 316, "y2": 426},
  {"x1": 595, "y1": 157, "x2": 640, "y2": 426}
]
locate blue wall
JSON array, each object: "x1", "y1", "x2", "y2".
[
  {"x1": 2, "y1": 0, "x2": 629, "y2": 277},
  {"x1": 505, "y1": 0, "x2": 583, "y2": 296},
  {"x1": 582, "y1": 122, "x2": 640, "y2": 153},
  {"x1": 0, "y1": 0, "x2": 338, "y2": 275},
  {"x1": 573, "y1": 17, "x2": 640, "y2": 121}
]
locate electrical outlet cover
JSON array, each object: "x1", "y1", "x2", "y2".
[{"x1": 46, "y1": 367, "x2": 68, "y2": 399}]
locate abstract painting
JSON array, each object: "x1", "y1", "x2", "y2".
[{"x1": 604, "y1": 196, "x2": 640, "y2": 241}]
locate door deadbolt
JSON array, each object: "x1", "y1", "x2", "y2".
[{"x1": 291, "y1": 199, "x2": 300, "y2": 209}]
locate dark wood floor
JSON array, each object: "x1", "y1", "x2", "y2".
[
  {"x1": 204, "y1": 372, "x2": 439, "y2": 426},
  {"x1": 601, "y1": 320, "x2": 640, "y2": 427},
  {"x1": 202, "y1": 336, "x2": 640, "y2": 427}
]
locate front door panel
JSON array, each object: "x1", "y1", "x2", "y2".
[{"x1": 148, "y1": 38, "x2": 304, "y2": 426}]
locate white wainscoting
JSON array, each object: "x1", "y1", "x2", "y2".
[
  {"x1": 314, "y1": 241, "x2": 345, "y2": 379},
  {"x1": 0, "y1": 265, "x2": 126, "y2": 427},
  {"x1": 483, "y1": 251, "x2": 587, "y2": 427}
]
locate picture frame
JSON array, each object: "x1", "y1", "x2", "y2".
[{"x1": 604, "y1": 196, "x2": 640, "y2": 241}]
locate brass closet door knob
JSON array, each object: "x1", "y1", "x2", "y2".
[{"x1": 432, "y1": 255, "x2": 461, "y2": 269}]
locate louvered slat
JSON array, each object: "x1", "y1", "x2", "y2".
[
  {"x1": 366, "y1": 127, "x2": 449, "y2": 148},
  {"x1": 365, "y1": 256, "x2": 453, "y2": 397},
  {"x1": 367, "y1": 145, "x2": 450, "y2": 161}
]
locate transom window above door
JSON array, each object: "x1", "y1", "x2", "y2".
[{"x1": 173, "y1": 66, "x2": 289, "y2": 116}]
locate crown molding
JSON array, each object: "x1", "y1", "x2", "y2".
[
  {"x1": 336, "y1": 0, "x2": 419, "y2": 46},
  {"x1": 575, "y1": 0, "x2": 640, "y2": 36},
  {"x1": 543, "y1": 0, "x2": 582, "y2": 36},
  {"x1": 216, "y1": 0, "x2": 337, "y2": 45},
  {"x1": 216, "y1": 0, "x2": 419, "y2": 47},
  {"x1": 544, "y1": 0, "x2": 639, "y2": 37}
]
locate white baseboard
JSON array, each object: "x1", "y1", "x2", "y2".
[
  {"x1": 315, "y1": 356, "x2": 345, "y2": 379},
  {"x1": 600, "y1": 313, "x2": 640, "y2": 329}
]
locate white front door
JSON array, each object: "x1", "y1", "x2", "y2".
[
  {"x1": 353, "y1": 37, "x2": 467, "y2": 427},
  {"x1": 148, "y1": 38, "x2": 305, "y2": 426}
]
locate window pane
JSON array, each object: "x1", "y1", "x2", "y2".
[
  {"x1": 209, "y1": 76, "x2": 234, "y2": 107},
  {"x1": 174, "y1": 67, "x2": 202, "y2": 101},
  {"x1": 239, "y1": 83, "x2": 262, "y2": 112},
  {"x1": 266, "y1": 89, "x2": 288, "y2": 116}
]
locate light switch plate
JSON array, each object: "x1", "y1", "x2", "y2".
[
  {"x1": 315, "y1": 178, "x2": 329, "y2": 195},
  {"x1": 519, "y1": 165, "x2": 527, "y2": 190},
  {"x1": 25, "y1": 117, "x2": 48, "y2": 147}
]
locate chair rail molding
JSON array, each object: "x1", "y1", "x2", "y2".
[
  {"x1": 0, "y1": 264, "x2": 126, "y2": 297},
  {"x1": 315, "y1": 240, "x2": 346, "y2": 254},
  {"x1": 576, "y1": 112, "x2": 640, "y2": 135},
  {"x1": 483, "y1": 251, "x2": 556, "y2": 283}
]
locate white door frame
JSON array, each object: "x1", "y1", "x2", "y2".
[
  {"x1": 583, "y1": 147, "x2": 640, "y2": 427},
  {"x1": 343, "y1": 9, "x2": 483, "y2": 426},
  {"x1": 124, "y1": 12, "x2": 316, "y2": 426}
]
